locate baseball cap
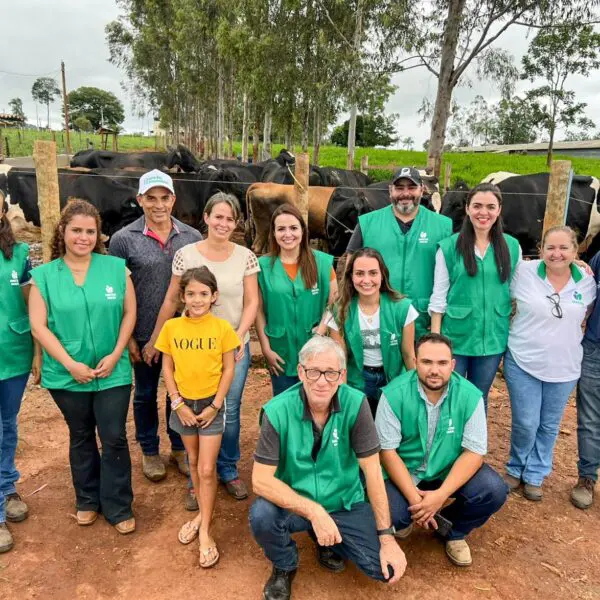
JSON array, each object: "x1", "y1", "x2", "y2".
[
  {"x1": 138, "y1": 169, "x2": 175, "y2": 195},
  {"x1": 391, "y1": 166, "x2": 422, "y2": 186}
]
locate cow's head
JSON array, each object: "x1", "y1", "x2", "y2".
[
  {"x1": 441, "y1": 180, "x2": 470, "y2": 232},
  {"x1": 167, "y1": 144, "x2": 200, "y2": 173}
]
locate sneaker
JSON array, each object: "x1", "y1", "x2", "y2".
[
  {"x1": 263, "y1": 567, "x2": 297, "y2": 600},
  {"x1": 505, "y1": 474, "x2": 521, "y2": 491},
  {"x1": 5, "y1": 493, "x2": 29, "y2": 522},
  {"x1": 571, "y1": 477, "x2": 595, "y2": 510},
  {"x1": 523, "y1": 483, "x2": 543, "y2": 502},
  {"x1": 169, "y1": 451, "x2": 190, "y2": 477},
  {"x1": 184, "y1": 489, "x2": 199, "y2": 512},
  {"x1": 142, "y1": 454, "x2": 166, "y2": 482},
  {"x1": 0, "y1": 524, "x2": 13, "y2": 553},
  {"x1": 445, "y1": 539, "x2": 472, "y2": 567},
  {"x1": 224, "y1": 478, "x2": 248, "y2": 500},
  {"x1": 394, "y1": 523, "x2": 414, "y2": 540},
  {"x1": 316, "y1": 545, "x2": 345, "y2": 572}
]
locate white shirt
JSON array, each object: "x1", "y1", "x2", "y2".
[
  {"x1": 326, "y1": 304, "x2": 418, "y2": 367},
  {"x1": 508, "y1": 260, "x2": 596, "y2": 382},
  {"x1": 429, "y1": 244, "x2": 522, "y2": 314}
]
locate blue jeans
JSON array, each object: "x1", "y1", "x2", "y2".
[
  {"x1": 132, "y1": 341, "x2": 184, "y2": 455},
  {"x1": 453, "y1": 353, "x2": 503, "y2": 410},
  {"x1": 363, "y1": 367, "x2": 387, "y2": 416},
  {"x1": 249, "y1": 496, "x2": 389, "y2": 581},
  {"x1": 217, "y1": 342, "x2": 251, "y2": 482},
  {"x1": 386, "y1": 464, "x2": 508, "y2": 540},
  {"x1": 576, "y1": 339, "x2": 600, "y2": 480},
  {"x1": 0, "y1": 373, "x2": 28, "y2": 524},
  {"x1": 504, "y1": 350, "x2": 578, "y2": 486},
  {"x1": 270, "y1": 374, "x2": 299, "y2": 397}
]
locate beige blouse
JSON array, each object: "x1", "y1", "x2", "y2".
[{"x1": 172, "y1": 243, "x2": 260, "y2": 343}]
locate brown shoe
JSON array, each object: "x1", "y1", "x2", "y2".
[
  {"x1": 394, "y1": 523, "x2": 414, "y2": 540},
  {"x1": 170, "y1": 451, "x2": 190, "y2": 477},
  {"x1": 184, "y1": 488, "x2": 199, "y2": 512},
  {"x1": 114, "y1": 518, "x2": 136, "y2": 535},
  {"x1": 0, "y1": 524, "x2": 14, "y2": 553},
  {"x1": 523, "y1": 483, "x2": 543, "y2": 502},
  {"x1": 142, "y1": 454, "x2": 166, "y2": 482},
  {"x1": 571, "y1": 477, "x2": 595, "y2": 510},
  {"x1": 77, "y1": 511, "x2": 98, "y2": 526},
  {"x1": 5, "y1": 493, "x2": 29, "y2": 522},
  {"x1": 224, "y1": 478, "x2": 248, "y2": 500},
  {"x1": 446, "y1": 539, "x2": 472, "y2": 567},
  {"x1": 504, "y1": 474, "x2": 521, "y2": 491}
]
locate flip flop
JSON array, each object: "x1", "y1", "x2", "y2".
[
  {"x1": 198, "y1": 544, "x2": 220, "y2": 568},
  {"x1": 178, "y1": 520, "x2": 200, "y2": 545}
]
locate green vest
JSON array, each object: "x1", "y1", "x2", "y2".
[
  {"x1": 31, "y1": 253, "x2": 132, "y2": 391},
  {"x1": 360, "y1": 205, "x2": 452, "y2": 339},
  {"x1": 0, "y1": 243, "x2": 33, "y2": 380},
  {"x1": 258, "y1": 250, "x2": 333, "y2": 376},
  {"x1": 263, "y1": 382, "x2": 365, "y2": 512},
  {"x1": 383, "y1": 370, "x2": 481, "y2": 481},
  {"x1": 344, "y1": 294, "x2": 412, "y2": 390},
  {"x1": 439, "y1": 233, "x2": 520, "y2": 356}
]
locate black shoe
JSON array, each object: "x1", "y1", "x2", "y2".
[
  {"x1": 316, "y1": 545, "x2": 345, "y2": 572},
  {"x1": 263, "y1": 567, "x2": 297, "y2": 600}
]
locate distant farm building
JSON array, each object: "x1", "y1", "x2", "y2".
[
  {"x1": 0, "y1": 114, "x2": 25, "y2": 127},
  {"x1": 456, "y1": 140, "x2": 600, "y2": 159}
]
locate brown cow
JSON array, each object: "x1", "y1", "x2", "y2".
[{"x1": 246, "y1": 182, "x2": 335, "y2": 254}]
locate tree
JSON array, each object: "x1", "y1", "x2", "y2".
[
  {"x1": 489, "y1": 96, "x2": 538, "y2": 145},
  {"x1": 68, "y1": 87, "x2": 125, "y2": 130},
  {"x1": 8, "y1": 98, "x2": 25, "y2": 122},
  {"x1": 31, "y1": 77, "x2": 60, "y2": 128},
  {"x1": 73, "y1": 116, "x2": 93, "y2": 132},
  {"x1": 401, "y1": 136, "x2": 414, "y2": 150},
  {"x1": 522, "y1": 25, "x2": 600, "y2": 166},
  {"x1": 331, "y1": 113, "x2": 399, "y2": 147}
]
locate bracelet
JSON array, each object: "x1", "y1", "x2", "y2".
[
  {"x1": 171, "y1": 397, "x2": 184, "y2": 411},
  {"x1": 209, "y1": 401, "x2": 222, "y2": 412}
]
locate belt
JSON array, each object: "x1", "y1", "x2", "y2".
[{"x1": 363, "y1": 365, "x2": 385, "y2": 373}]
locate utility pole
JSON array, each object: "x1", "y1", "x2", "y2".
[{"x1": 61, "y1": 61, "x2": 72, "y2": 156}]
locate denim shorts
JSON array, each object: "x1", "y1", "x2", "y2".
[{"x1": 168, "y1": 395, "x2": 226, "y2": 437}]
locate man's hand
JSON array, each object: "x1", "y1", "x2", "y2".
[
  {"x1": 128, "y1": 338, "x2": 142, "y2": 364},
  {"x1": 264, "y1": 348, "x2": 285, "y2": 375},
  {"x1": 409, "y1": 489, "x2": 446, "y2": 529},
  {"x1": 309, "y1": 506, "x2": 342, "y2": 547},
  {"x1": 142, "y1": 341, "x2": 160, "y2": 366},
  {"x1": 379, "y1": 536, "x2": 407, "y2": 583}
]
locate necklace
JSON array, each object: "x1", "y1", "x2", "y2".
[{"x1": 358, "y1": 302, "x2": 378, "y2": 324}]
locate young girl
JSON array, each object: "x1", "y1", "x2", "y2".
[
  {"x1": 154, "y1": 266, "x2": 240, "y2": 568},
  {"x1": 327, "y1": 247, "x2": 417, "y2": 415}
]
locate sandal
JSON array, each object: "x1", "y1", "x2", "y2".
[
  {"x1": 198, "y1": 544, "x2": 220, "y2": 568},
  {"x1": 178, "y1": 520, "x2": 200, "y2": 545}
]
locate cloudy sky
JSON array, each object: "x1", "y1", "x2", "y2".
[{"x1": 2, "y1": 1, "x2": 600, "y2": 149}]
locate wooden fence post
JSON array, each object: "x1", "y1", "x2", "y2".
[
  {"x1": 33, "y1": 141, "x2": 61, "y2": 263},
  {"x1": 360, "y1": 155, "x2": 369, "y2": 176},
  {"x1": 443, "y1": 162, "x2": 452, "y2": 193},
  {"x1": 295, "y1": 152, "x2": 310, "y2": 225},
  {"x1": 543, "y1": 160, "x2": 572, "y2": 235}
]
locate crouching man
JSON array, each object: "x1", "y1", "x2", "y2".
[
  {"x1": 377, "y1": 333, "x2": 508, "y2": 567},
  {"x1": 250, "y1": 336, "x2": 406, "y2": 600}
]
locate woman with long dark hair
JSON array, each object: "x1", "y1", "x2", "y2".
[
  {"x1": 327, "y1": 247, "x2": 416, "y2": 415},
  {"x1": 0, "y1": 196, "x2": 40, "y2": 553},
  {"x1": 256, "y1": 203, "x2": 337, "y2": 395},
  {"x1": 429, "y1": 183, "x2": 521, "y2": 407}
]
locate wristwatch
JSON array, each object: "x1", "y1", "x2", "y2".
[{"x1": 376, "y1": 526, "x2": 396, "y2": 537}]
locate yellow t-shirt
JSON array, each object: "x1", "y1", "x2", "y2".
[{"x1": 155, "y1": 313, "x2": 240, "y2": 399}]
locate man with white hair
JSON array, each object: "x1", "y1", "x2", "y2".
[{"x1": 250, "y1": 336, "x2": 406, "y2": 600}]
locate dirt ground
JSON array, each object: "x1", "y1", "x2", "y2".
[{"x1": 2, "y1": 366, "x2": 599, "y2": 600}]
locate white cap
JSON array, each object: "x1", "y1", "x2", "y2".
[{"x1": 138, "y1": 169, "x2": 175, "y2": 195}]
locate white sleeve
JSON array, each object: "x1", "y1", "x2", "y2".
[
  {"x1": 404, "y1": 304, "x2": 419, "y2": 327},
  {"x1": 324, "y1": 310, "x2": 339, "y2": 331},
  {"x1": 428, "y1": 248, "x2": 450, "y2": 315}
]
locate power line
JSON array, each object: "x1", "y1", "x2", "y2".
[{"x1": 0, "y1": 69, "x2": 61, "y2": 78}]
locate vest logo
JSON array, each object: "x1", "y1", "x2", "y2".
[
  {"x1": 418, "y1": 231, "x2": 429, "y2": 244},
  {"x1": 572, "y1": 290, "x2": 584, "y2": 305},
  {"x1": 446, "y1": 418, "x2": 455, "y2": 435},
  {"x1": 332, "y1": 428, "x2": 339, "y2": 447},
  {"x1": 10, "y1": 270, "x2": 19, "y2": 286},
  {"x1": 311, "y1": 282, "x2": 320, "y2": 296},
  {"x1": 105, "y1": 284, "x2": 117, "y2": 301},
  {"x1": 390, "y1": 333, "x2": 398, "y2": 346}
]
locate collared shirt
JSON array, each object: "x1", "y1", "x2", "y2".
[
  {"x1": 583, "y1": 250, "x2": 600, "y2": 344},
  {"x1": 109, "y1": 216, "x2": 202, "y2": 341},
  {"x1": 508, "y1": 260, "x2": 596, "y2": 382},
  {"x1": 375, "y1": 381, "x2": 487, "y2": 485},
  {"x1": 254, "y1": 387, "x2": 380, "y2": 466}
]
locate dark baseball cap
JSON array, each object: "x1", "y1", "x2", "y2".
[{"x1": 392, "y1": 166, "x2": 422, "y2": 186}]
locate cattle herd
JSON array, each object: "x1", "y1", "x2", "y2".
[{"x1": 2, "y1": 146, "x2": 600, "y2": 260}]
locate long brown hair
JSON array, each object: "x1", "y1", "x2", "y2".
[
  {"x1": 0, "y1": 197, "x2": 16, "y2": 260},
  {"x1": 336, "y1": 247, "x2": 403, "y2": 335},
  {"x1": 50, "y1": 198, "x2": 105, "y2": 260},
  {"x1": 268, "y1": 203, "x2": 317, "y2": 289}
]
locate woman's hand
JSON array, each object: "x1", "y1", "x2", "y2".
[
  {"x1": 177, "y1": 404, "x2": 198, "y2": 427},
  {"x1": 197, "y1": 404, "x2": 220, "y2": 429},
  {"x1": 95, "y1": 353, "x2": 120, "y2": 378},
  {"x1": 264, "y1": 348, "x2": 285, "y2": 375},
  {"x1": 31, "y1": 352, "x2": 42, "y2": 385},
  {"x1": 67, "y1": 360, "x2": 96, "y2": 384}
]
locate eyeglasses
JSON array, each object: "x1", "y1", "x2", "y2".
[
  {"x1": 546, "y1": 293, "x2": 563, "y2": 319},
  {"x1": 301, "y1": 366, "x2": 342, "y2": 383}
]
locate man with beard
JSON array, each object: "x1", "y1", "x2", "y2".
[
  {"x1": 346, "y1": 167, "x2": 452, "y2": 338},
  {"x1": 375, "y1": 334, "x2": 507, "y2": 567}
]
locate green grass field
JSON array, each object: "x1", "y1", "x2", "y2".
[{"x1": 3, "y1": 128, "x2": 600, "y2": 188}]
